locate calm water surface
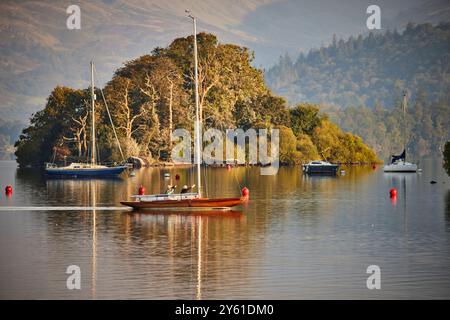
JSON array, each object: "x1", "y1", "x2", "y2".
[{"x1": 0, "y1": 159, "x2": 450, "y2": 299}]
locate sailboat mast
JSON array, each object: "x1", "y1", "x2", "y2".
[
  {"x1": 188, "y1": 13, "x2": 202, "y2": 198},
  {"x1": 90, "y1": 61, "x2": 96, "y2": 165},
  {"x1": 403, "y1": 91, "x2": 407, "y2": 160}
]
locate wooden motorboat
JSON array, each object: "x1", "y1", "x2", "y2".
[{"x1": 302, "y1": 160, "x2": 339, "y2": 175}]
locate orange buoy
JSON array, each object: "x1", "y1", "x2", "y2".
[
  {"x1": 226, "y1": 164, "x2": 232, "y2": 171},
  {"x1": 138, "y1": 185, "x2": 145, "y2": 195},
  {"x1": 241, "y1": 187, "x2": 249, "y2": 198},
  {"x1": 389, "y1": 188, "x2": 397, "y2": 197}
]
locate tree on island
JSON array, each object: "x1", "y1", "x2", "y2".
[
  {"x1": 444, "y1": 141, "x2": 450, "y2": 176},
  {"x1": 15, "y1": 33, "x2": 379, "y2": 167}
]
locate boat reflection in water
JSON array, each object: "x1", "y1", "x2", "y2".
[
  {"x1": 125, "y1": 209, "x2": 245, "y2": 300},
  {"x1": 129, "y1": 209, "x2": 244, "y2": 217}
]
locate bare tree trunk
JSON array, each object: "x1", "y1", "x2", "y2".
[
  {"x1": 75, "y1": 132, "x2": 82, "y2": 157},
  {"x1": 168, "y1": 78, "x2": 174, "y2": 150},
  {"x1": 123, "y1": 81, "x2": 132, "y2": 140},
  {"x1": 82, "y1": 131, "x2": 87, "y2": 157}
]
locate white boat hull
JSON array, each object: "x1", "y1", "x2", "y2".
[{"x1": 383, "y1": 162, "x2": 417, "y2": 172}]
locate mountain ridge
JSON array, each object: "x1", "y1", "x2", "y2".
[
  {"x1": 1, "y1": 0, "x2": 449, "y2": 122},
  {"x1": 265, "y1": 22, "x2": 450, "y2": 108}
]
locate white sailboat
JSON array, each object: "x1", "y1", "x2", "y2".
[{"x1": 383, "y1": 92, "x2": 418, "y2": 172}]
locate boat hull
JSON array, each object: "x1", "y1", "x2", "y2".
[
  {"x1": 121, "y1": 196, "x2": 248, "y2": 210},
  {"x1": 302, "y1": 164, "x2": 339, "y2": 175},
  {"x1": 45, "y1": 165, "x2": 128, "y2": 176},
  {"x1": 383, "y1": 163, "x2": 417, "y2": 172}
]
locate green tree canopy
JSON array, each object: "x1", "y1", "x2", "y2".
[
  {"x1": 15, "y1": 33, "x2": 379, "y2": 167},
  {"x1": 289, "y1": 103, "x2": 325, "y2": 136}
]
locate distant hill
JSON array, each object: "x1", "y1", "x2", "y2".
[
  {"x1": 386, "y1": 0, "x2": 450, "y2": 28},
  {"x1": 2, "y1": 0, "x2": 450, "y2": 123},
  {"x1": 0, "y1": 0, "x2": 274, "y2": 121},
  {"x1": 265, "y1": 22, "x2": 450, "y2": 108},
  {"x1": 0, "y1": 119, "x2": 24, "y2": 159}
]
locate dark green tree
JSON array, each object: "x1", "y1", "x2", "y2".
[{"x1": 444, "y1": 141, "x2": 450, "y2": 176}]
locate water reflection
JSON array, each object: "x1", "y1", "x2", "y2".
[
  {"x1": 384, "y1": 173, "x2": 417, "y2": 232},
  {"x1": 445, "y1": 190, "x2": 450, "y2": 224},
  {"x1": 119, "y1": 210, "x2": 246, "y2": 299},
  {"x1": 2, "y1": 160, "x2": 450, "y2": 299},
  {"x1": 90, "y1": 181, "x2": 97, "y2": 299},
  {"x1": 197, "y1": 217, "x2": 202, "y2": 300}
]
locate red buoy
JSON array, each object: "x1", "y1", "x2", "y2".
[
  {"x1": 372, "y1": 164, "x2": 376, "y2": 170},
  {"x1": 241, "y1": 187, "x2": 249, "y2": 198},
  {"x1": 226, "y1": 164, "x2": 232, "y2": 171},
  {"x1": 389, "y1": 188, "x2": 397, "y2": 197},
  {"x1": 175, "y1": 174, "x2": 180, "y2": 181},
  {"x1": 5, "y1": 185, "x2": 12, "y2": 196},
  {"x1": 138, "y1": 185, "x2": 145, "y2": 195}
]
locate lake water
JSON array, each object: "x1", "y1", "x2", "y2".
[{"x1": 0, "y1": 159, "x2": 449, "y2": 299}]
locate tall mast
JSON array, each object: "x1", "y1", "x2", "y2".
[
  {"x1": 188, "y1": 12, "x2": 201, "y2": 197},
  {"x1": 90, "y1": 61, "x2": 96, "y2": 165},
  {"x1": 403, "y1": 91, "x2": 407, "y2": 159}
]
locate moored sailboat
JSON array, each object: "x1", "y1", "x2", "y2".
[
  {"x1": 383, "y1": 92, "x2": 418, "y2": 173},
  {"x1": 120, "y1": 14, "x2": 249, "y2": 210},
  {"x1": 382, "y1": 149, "x2": 417, "y2": 172},
  {"x1": 45, "y1": 61, "x2": 128, "y2": 177}
]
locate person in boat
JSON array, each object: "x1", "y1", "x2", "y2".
[
  {"x1": 166, "y1": 185, "x2": 176, "y2": 194},
  {"x1": 181, "y1": 184, "x2": 196, "y2": 194}
]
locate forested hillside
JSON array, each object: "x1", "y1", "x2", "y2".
[
  {"x1": 0, "y1": 119, "x2": 24, "y2": 160},
  {"x1": 266, "y1": 22, "x2": 450, "y2": 159},
  {"x1": 266, "y1": 22, "x2": 450, "y2": 108},
  {"x1": 326, "y1": 91, "x2": 449, "y2": 160}
]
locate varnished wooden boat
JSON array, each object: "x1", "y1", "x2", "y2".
[{"x1": 120, "y1": 193, "x2": 248, "y2": 210}]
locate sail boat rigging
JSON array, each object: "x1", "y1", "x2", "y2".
[
  {"x1": 45, "y1": 61, "x2": 128, "y2": 177},
  {"x1": 120, "y1": 13, "x2": 249, "y2": 210},
  {"x1": 383, "y1": 91, "x2": 418, "y2": 172}
]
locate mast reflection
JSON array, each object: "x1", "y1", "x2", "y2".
[
  {"x1": 89, "y1": 180, "x2": 97, "y2": 299},
  {"x1": 126, "y1": 210, "x2": 244, "y2": 299}
]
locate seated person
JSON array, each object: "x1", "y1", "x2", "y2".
[
  {"x1": 166, "y1": 185, "x2": 176, "y2": 194},
  {"x1": 181, "y1": 184, "x2": 195, "y2": 194}
]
